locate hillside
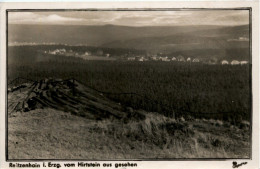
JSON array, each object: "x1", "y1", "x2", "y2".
[
  {"x1": 8, "y1": 78, "x2": 250, "y2": 159},
  {"x1": 8, "y1": 24, "x2": 245, "y2": 46},
  {"x1": 102, "y1": 25, "x2": 250, "y2": 55}
]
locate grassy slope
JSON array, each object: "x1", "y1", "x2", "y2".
[{"x1": 8, "y1": 108, "x2": 250, "y2": 159}]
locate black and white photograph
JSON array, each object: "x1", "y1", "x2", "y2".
[{"x1": 6, "y1": 8, "x2": 253, "y2": 160}]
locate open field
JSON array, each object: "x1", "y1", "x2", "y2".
[{"x1": 8, "y1": 109, "x2": 250, "y2": 159}]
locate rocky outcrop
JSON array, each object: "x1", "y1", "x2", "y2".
[{"x1": 8, "y1": 78, "x2": 137, "y2": 120}]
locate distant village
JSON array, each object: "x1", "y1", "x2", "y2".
[
  {"x1": 45, "y1": 48, "x2": 250, "y2": 65},
  {"x1": 46, "y1": 48, "x2": 109, "y2": 57},
  {"x1": 8, "y1": 42, "x2": 249, "y2": 65}
]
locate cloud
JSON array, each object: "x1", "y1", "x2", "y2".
[
  {"x1": 8, "y1": 10, "x2": 249, "y2": 26},
  {"x1": 38, "y1": 14, "x2": 84, "y2": 22},
  {"x1": 9, "y1": 12, "x2": 85, "y2": 24}
]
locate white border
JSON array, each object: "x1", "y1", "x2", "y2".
[{"x1": 0, "y1": 2, "x2": 259, "y2": 169}]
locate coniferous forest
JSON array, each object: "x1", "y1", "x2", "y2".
[{"x1": 8, "y1": 46, "x2": 251, "y2": 124}]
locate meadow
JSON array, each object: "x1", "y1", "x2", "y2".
[{"x1": 8, "y1": 108, "x2": 250, "y2": 159}]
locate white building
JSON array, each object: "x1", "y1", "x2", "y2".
[
  {"x1": 138, "y1": 57, "x2": 144, "y2": 62},
  {"x1": 192, "y1": 58, "x2": 200, "y2": 62},
  {"x1": 49, "y1": 49, "x2": 59, "y2": 55},
  {"x1": 239, "y1": 37, "x2": 249, "y2": 41},
  {"x1": 171, "y1": 57, "x2": 177, "y2": 61},
  {"x1": 151, "y1": 56, "x2": 159, "y2": 61},
  {"x1": 49, "y1": 48, "x2": 66, "y2": 55},
  {"x1": 177, "y1": 55, "x2": 185, "y2": 62},
  {"x1": 240, "y1": 61, "x2": 249, "y2": 65},
  {"x1": 127, "y1": 57, "x2": 135, "y2": 61},
  {"x1": 231, "y1": 60, "x2": 240, "y2": 65},
  {"x1": 221, "y1": 60, "x2": 229, "y2": 65},
  {"x1": 60, "y1": 49, "x2": 66, "y2": 53},
  {"x1": 84, "y1": 52, "x2": 90, "y2": 56},
  {"x1": 187, "y1": 57, "x2": 191, "y2": 62},
  {"x1": 161, "y1": 57, "x2": 170, "y2": 62},
  {"x1": 143, "y1": 58, "x2": 149, "y2": 61}
]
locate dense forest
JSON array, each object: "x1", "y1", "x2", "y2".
[{"x1": 8, "y1": 46, "x2": 251, "y2": 124}]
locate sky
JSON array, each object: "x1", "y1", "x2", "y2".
[{"x1": 8, "y1": 10, "x2": 249, "y2": 26}]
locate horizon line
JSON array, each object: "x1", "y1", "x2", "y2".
[{"x1": 8, "y1": 23, "x2": 249, "y2": 27}]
